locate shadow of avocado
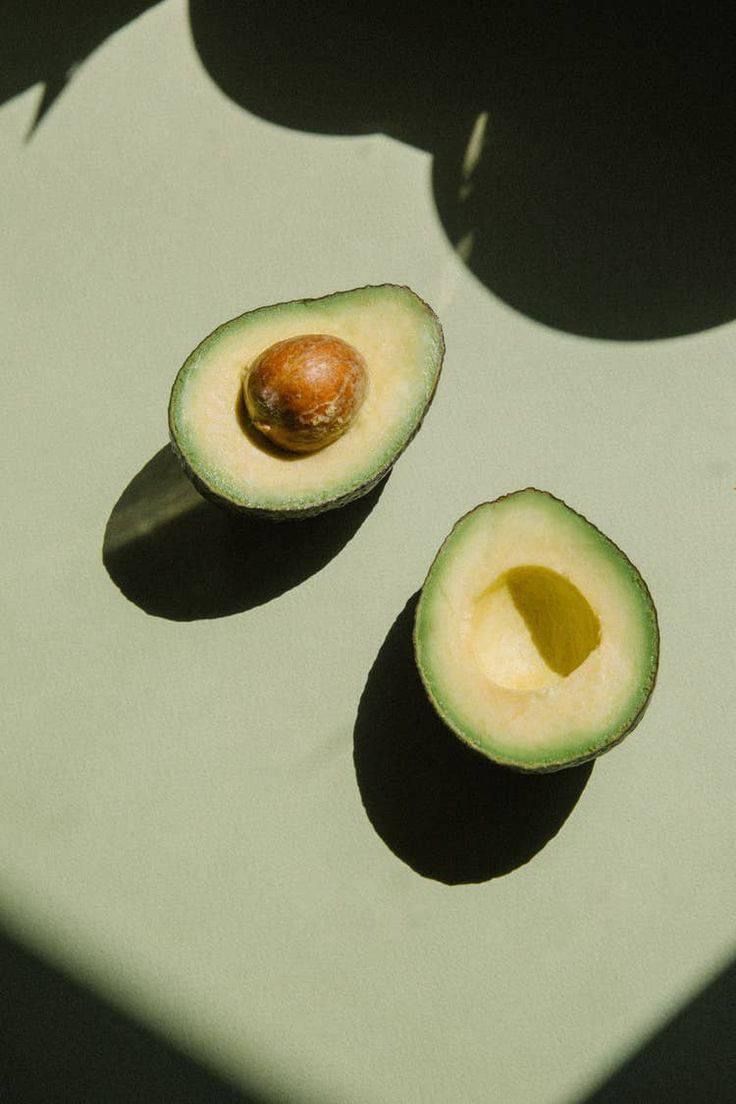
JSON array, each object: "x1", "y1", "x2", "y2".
[
  {"x1": 354, "y1": 592, "x2": 593, "y2": 885},
  {"x1": 103, "y1": 444, "x2": 387, "y2": 621},
  {"x1": 189, "y1": 2, "x2": 736, "y2": 341}
]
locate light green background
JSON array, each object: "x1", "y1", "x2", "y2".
[{"x1": 2, "y1": 3, "x2": 734, "y2": 1101}]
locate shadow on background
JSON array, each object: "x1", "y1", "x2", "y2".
[
  {"x1": 190, "y1": 2, "x2": 736, "y2": 341},
  {"x1": 6, "y1": 3, "x2": 736, "y2": 339},
  {"x1": 0, "y1": 924, "x2": 279, "y2": 1103},
  {"x1": 0, "y1": 918, "x2": 732, "y2": 1104},
  {"x1": 0, "y1": 0, "x2": 163, "y2": 133},
  {"x1": 103, "y1": 445, "x2": 385, "y2": 620},
  {"x1": 578, "y1": 956, "x2": 736, "y2": 1104},
  {"x1": 353, "y1": 592, "x2": 593, "y2": 884}
]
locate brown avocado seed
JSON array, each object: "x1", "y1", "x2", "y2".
[{"x1": 243, "y1": 333, "x2": 368, "y2": 453}]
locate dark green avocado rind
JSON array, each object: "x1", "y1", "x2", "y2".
[
  {"x1": 413, "y1": 488, "x2": 660, "y2": 773},
  {"x1": 168, "y1": 284, "x2": 445, "y2": 519},
  {"x1": 168, "y1": 431, "x2": 392, "y2": 520}
]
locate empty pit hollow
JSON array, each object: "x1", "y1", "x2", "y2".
[{"x1": 471, "y1": 565, "x2": 601, "y2": 692}]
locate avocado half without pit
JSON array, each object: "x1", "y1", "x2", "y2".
[
  {"x1": 414, "y1": 489, "x2": 659, "y2": 772},
  {"x1": 168, "y1": 285, "x2": 445, "y2": 518}
]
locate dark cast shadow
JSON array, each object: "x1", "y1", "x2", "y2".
[
  {"x1": 353, "y1": 592, "x2": 593, "y2": 885},
  {"x1": 0, "y1": 0, "x2": 164, "y2": 134},
  {"x1": 579, "y1": 956, "x2": 736, "y2": 1104},
  {"x1": 189, "y1": 2, "x2": 736, "y2": 341},
  {"x1": 430, "y1": 7, "x2": 736, "y2": 341},
  {"x1": 103, "y1": 445, "x2": 386, "y2": 621},
  {"x1": 0, "y1": 922, "x2": 283, "y2": 1103},
  {"x1": 9, "y1": 3, "x2": 736, "y2": 338}
]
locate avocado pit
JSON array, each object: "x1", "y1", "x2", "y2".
[{"x1": 243, "y1": 333, "x2": 368, "y2": 453}]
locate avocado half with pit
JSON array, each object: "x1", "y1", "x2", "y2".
[
  {"x1": 414, "y1": 489, "x2": 659, "y2": 772},
  {"x1": 168, "y1": 285, "x2": 444, "y2": 518}
]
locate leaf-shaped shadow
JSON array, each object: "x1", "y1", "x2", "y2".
[
  {"x1": 103, "y1": 445, "x2": 386, "y2": 621},
  {"x1": 429, "y1": 23, "x2": 736, "y2": 342},
  {"x1": 1, "y1": 0, "x2": 163, "y2": 134},
  {"x1": 190, "y1": 1, "x2": 736, "y2": 341},
  {"x1": 354, "y1": 592, "x2": 593, "y2": 884}
]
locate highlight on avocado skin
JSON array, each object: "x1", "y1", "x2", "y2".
[
  {"x1": 168, "y1": 285, "x2": 445, "y2": 519},
  {"x1": 414, "y1": 488, "x2": 659, "y2": 773}
]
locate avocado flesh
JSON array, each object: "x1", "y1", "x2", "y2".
[
  {"x1": 168, "y1": 285, "x2": 444, "y2": 517},
  {"x1": 414, "y1": 489, "x2": 659, "y2": 772}
]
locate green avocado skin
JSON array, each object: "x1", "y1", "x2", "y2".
[
  {"x1": 168, "y1": 429, "x2": 394, "y2": 521},
  {"x1": 168, "y1": 284, "x2": 445, "y2": 520},
  {"x1": 413, "y1": 488, "x2": 660, "y2": 773}
]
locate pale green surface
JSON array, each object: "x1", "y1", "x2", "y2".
[{"x1": 2, "y1": 2, "x2": 735, "y2": 1102}]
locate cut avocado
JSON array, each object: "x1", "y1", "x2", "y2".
[
  {"x1": 168, "y1": 285, "x2": 444, "y2": 518},
  {"x1": 414, "y1": 489, "x2": 659, "y2": 772}
]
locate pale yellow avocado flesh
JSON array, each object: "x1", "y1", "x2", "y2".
[
  {"x1": 472, "y1": 565, "x2": 602, "y2": 692},
  {"x1": 414, "y1": 490, "x2": 659, "y2": 771},
  {"x1": 169, "y1": 285, "x2": 444, "y2": 515}
]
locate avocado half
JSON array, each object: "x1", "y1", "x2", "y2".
[
  {"x1": 168, "y1": 285, "x2": 445, "y2": 518},
  {"x1": 414, "y1": 489, "x2": 659, "y2": 772}
]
